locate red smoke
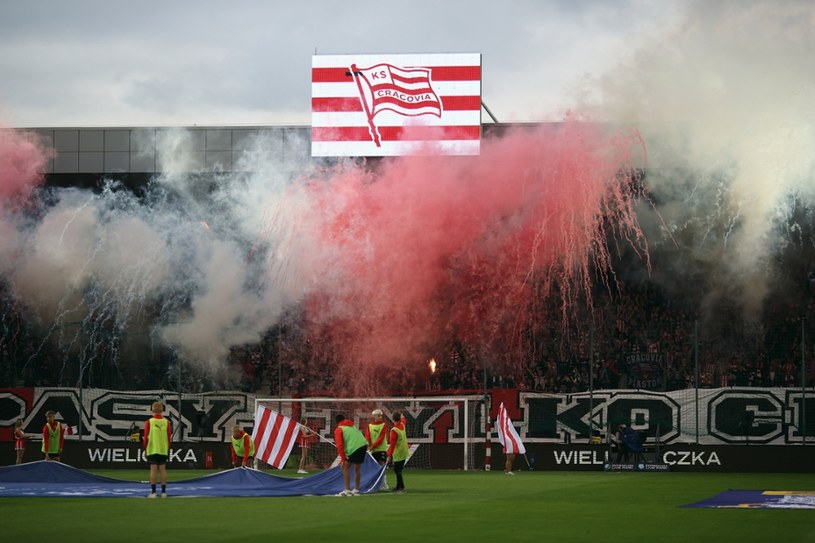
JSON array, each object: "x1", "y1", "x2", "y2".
[
  {"x1": 0, "y1": 127, "x2": 50, "y2": 204},
  {"x1": 299, "y1": 121, "x2": 647, "y2": 394}
]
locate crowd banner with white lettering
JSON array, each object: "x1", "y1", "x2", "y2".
[
  {"x1": 520, "y1": 388, "x2": 814, "y2": 445},
  {"x1": 1, "y1": 387, "x2": 813, "y2": 469}
]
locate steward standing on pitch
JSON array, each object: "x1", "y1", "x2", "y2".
[
  {"x1": 42, "y1": 410, "x2": 64, "y2": 462},
  {"x1": 143, "y1": 401, "x2": 172, "y2": 498},
  {"x1": 366, "y1": 408, "x2": 390, "y2": 489},
  {"x1": 365, "y1": 409, "x2": 389, "y2": 462},
  {"x1": 386, "y1": 411, "x2": 409, "y2": 493}
]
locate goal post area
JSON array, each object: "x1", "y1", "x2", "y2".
[{"x1": 254, "y1": 396, "x2": 485, "y2": 470}]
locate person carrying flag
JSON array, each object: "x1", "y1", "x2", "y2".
[
  {"x1": 143, "y1": 401, "x2": 172, "y2": 498},
  {"x1": 334, "y1": 414, "x2": 368, "y2": 496},
  {"x1": 230, "y1": 424, "x2": 255, "y2": 468},
  {"x1": 496, "y1": 402, "x2": 526, "y2": 475},
  {"x1": 386, "y1": 411, "x2": 409, "y2": 493},
  {"x1": 41, "y1": 411, "x2": 64, "y2": 462}
]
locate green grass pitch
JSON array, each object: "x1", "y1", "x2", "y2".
[{"x1": 4, "y1": 469, "x2": 815, "y2": 542}]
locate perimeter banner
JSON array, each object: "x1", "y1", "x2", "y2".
[
  {"x1": 525, "y1": 443, "x2": 815, "y2": 472},
  {"x1": 1, "y1": 387, "x2": 813, "y2": 448}
]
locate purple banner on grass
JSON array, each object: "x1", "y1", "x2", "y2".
[{"x1": 682, "y1": 489, "x2": 815, "y2": 509}]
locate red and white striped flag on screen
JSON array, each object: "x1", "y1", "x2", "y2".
[
  {"x1": 312, "y1": 53, "x2": 481, "y2": 157},
  {"x1": 496, "y1": 402, "x2": 526, "y2": 455},
  {"x1": 251, "y1": 406, "x2": 301, "y2": 469},
  {"x1": 355, "y1": 63, "x2": 442, "y2": 119}
]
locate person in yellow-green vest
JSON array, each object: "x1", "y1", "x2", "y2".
[
  {"x1": 231, "y1": 424, "x2": 255, "y2": 468},
  {"x1": 365, "y1": 408, "x2": 390, "y2": 490},
  {"x1": 143, "y1": 401, "x2": 172, "y2": 498},
  {"x1": 42, "y1": 411, "x2": 65, "y2": 462},
  {"x1": 365, "y1": 409, "x2": 389, "y2": 461},
  {"x1": 334, "y1": 414, "x2": 368, "y2": 496},
  {"x1": 387, "y1": 411, "x2": 409, "y2": 494}
]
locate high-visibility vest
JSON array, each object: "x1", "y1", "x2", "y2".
[
  {"x1": 41, "y1": 422, "x2": 61, "y2": 454},
  {"x1": 340, "y1": 425, "x2": 367, "y2": 456},
  {"x1": 368, "y1": 422, "x2": 389, "y2": 452},
  {"x1": 146, "y1": 417, "x2": 170, "y2": 456},
  {"x1": 232, "y1": 432, "x2": 255, "y2": 458},
  {"x1": 391, "y1": 425, "x2": 409, "y2": 462}
]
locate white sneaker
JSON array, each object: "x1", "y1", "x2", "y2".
[
  {"x1": 297, "y1": 469, "x2": 308, "y2": 474},
  {"x1": 337, "y1": 489, "x2": 352, "y2": 496},
  {"x1": 382, "y1": 481, "x2": 390, "y2": 490},
  {"x1": 505, "y1": 471, "x2": 514, "y2": 475},
  {"x1": 147, "y1": 492, "x2": 157, "y2": 498},
  {"x1": 160, "y1": 492, "x2": 168, "y2": 498},
  {"x1": 352, "y1": 489, "x2": 359, "y2": 496}
]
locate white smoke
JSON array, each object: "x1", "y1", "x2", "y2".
[
  {"x1": 0, "y1": 127, "x2": 322, "y2": 382},
  {"x1": 584, "y1": 0, "x2": 815, "y2": 313}
]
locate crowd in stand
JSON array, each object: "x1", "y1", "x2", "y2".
[{"x1": 2, "y1": 278, "x2": 815, "y2": 394}]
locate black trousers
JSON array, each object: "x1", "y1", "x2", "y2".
[
  {"x1": 393, "y1": 459, "x2": 406, "y2": 490},
  {"x1": 615, "y1": 447, "x2": 630, "y2": 462}
]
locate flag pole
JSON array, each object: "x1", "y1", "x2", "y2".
[
  {"x1": 315, "y1": 432, "x2": 336, "y2": 447},
  {"x1": 300, "y1": 423, "x2": 336, "y2": 450}
]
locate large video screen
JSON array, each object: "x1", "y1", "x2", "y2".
[{"x1": 311, "y1": 53, "x2": 481, "y2": 157}]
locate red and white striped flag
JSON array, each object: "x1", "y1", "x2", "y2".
[
  {"x1": 312, "y1": 53, "x2": 482, "y2": 157},
  {"x1": 251, "y1": 406, "x2": 301, "y2": 469},
  {"x1": 496, "y1": 402, "x2": 526, "y2": 455},
  {"x1": 355, "y1": 63, "x2": 442, "y2": 120}
]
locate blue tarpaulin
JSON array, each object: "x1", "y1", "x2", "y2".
[{"x1": 0, "y1": 455, "x2": 385, "y2": 498}]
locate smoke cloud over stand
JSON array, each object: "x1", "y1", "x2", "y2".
[
  {"x1": 0, "y1": 122, "x2": 645, "y2": 393},
  {"x1": 583, "y1": 0, "x2": 815, "y2": 317},
  {"x1": 297, "y1": 123, "x2": 645, "y2": 393}
]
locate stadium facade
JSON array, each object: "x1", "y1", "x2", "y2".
[
  {"x1": 28, "y1": 125, "x2": 311, "y2": 184},
  {"x1": 25, "y1": 124, "x2": 518, "y2": 179}
]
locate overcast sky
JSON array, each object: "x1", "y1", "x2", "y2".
[{"x1": 0, "y1": 0, "x2": 680, "y2": 128}]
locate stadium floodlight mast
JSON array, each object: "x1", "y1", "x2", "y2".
[{"x1": 254, "y1": 396, "x2": 483, "y2": 470}]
